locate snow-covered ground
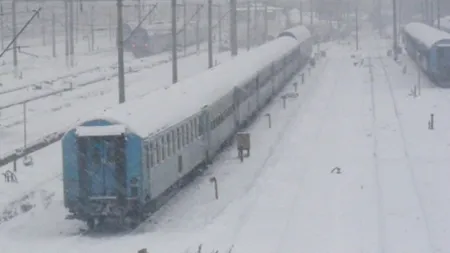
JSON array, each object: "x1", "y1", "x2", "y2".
[
  {"x1": 0, "y1": 45, "x2": 234, "y2": 158},
  {"x1": 1, "y1": 32, "x2": 450, "y2": 253},
  {"x1": 0, "y1": 32, "x2": 116, "y2": 80}
]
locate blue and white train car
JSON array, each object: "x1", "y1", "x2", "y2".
[
  {"x1": 402, "y1": 22, "x2": 450, "y2": 87},
  {"x1": 61, "y1": 25, "x2": 313, "y2": 229}
]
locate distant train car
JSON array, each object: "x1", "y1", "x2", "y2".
[
  {"x1": 306, "y1": 21, "x2": 334, "y2": 43},
  {"x1": 124, "y1": 21, "x2": 209, "y2": 58},
  {"x1": 61, "y1": 25, "x2": 313, "y2": 230},
  {"x1": 128, "y1": 26, "x2": 152, "y2": 58},
  {"x1": 402, "y1": 22, "x2": 450, "y2": 87}
]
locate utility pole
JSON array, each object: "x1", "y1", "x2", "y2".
[
  {"x1": 300, "y1": 1, "x2": 303, "y2": 25},
  {"x1": 437, "y1": 0, "x2": 441, "y2": 29},
  {"x1": 355, "y1": 4, "x2": 359, "y2": 50},
  {"x1": 208, "y1": 0, "x2": 213, "y2": 68},
  {"x1": 12, "y1": 0, "x2": 18, "y2": 77},
  {"x1": 117, "y1": 0, "x2": 126, "y2": 103},
  {"x1": 253, "y1": 0, "x2": 257, "y2": 44},
  {"x1": 0, "y1": 4, "x2": 4, "y2": 50},
  {"x1": 218, "y1": 5, "x2": 222, "y2": 48},
  {"x1": 69, "y1": 0, "x2": 75, "y2": 67},
  {"x1": 310, "y1": 0, "x2": 313, "y2": 25},
  {"x1": 196, "y1": 4, "x2": 201, "y2": 53},
  {"x1": 137, "y1": 0, "x2": 142, "y2": 22},
  {"x1": 430, "y1": 0, "x2": 434, "y2": 26},
  {"x1": 230, "y1": 0, "x2": 238, "y2": 56},
  {"x1": 171, "y1": 0, "x2": 178, "y2": 83},
  {"x1": 263, "y1": 3, "x2": 268, "y2": 42},
  {"x1": 393, "y1": 0, "x2": 398, "y2": 61},
  {"x1": 183, "y1": 0, "x2": 187, "y2": 56},
  {"x1": 65, "y1": 0, "x2": 69, "y2": 67},
  {"x1": 246, "y1": 2, "x2": 250, "y2": 50},
  {"x1": 52, "y1": 12, "x2": 56, "y2": 57}
]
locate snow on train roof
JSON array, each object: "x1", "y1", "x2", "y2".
[
  {"x1": 79, "y1": 36, "x2": 304, "y2": 137},
  {"x1": 277, "y1": 25, "x2": 311, "y2": 41},
  {"x1": 403, "y1": 22, "x2": 450, "y2": 48}
]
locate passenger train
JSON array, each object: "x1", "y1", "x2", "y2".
[
  {"x1": 61, "y1": 25, "x2": 314, "y2": 229},
  {"x1": 402, "y1": 22, "x2": 450, "y2": 87}
]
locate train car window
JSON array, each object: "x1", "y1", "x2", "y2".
[
  {"x1": 156, "y1": 140, "x2": 161, "y2": 164},
  {"x1": 198, "y1": 116, "x2": 204, "y2": 136},
  {"x1": 149, "y1": 142, "x2": 155, "y2": 168},
  {"x1": 177, "y1": 128, "x2": 182, "y2": 150},
  {"x1": 166, "y1": 133, "x2": 172, "y2": 157},
  {"x1": 161, "y1": 137, "x2": 166, "y2": 161},
  {"x1": 190, "y1": 120, "x2": 194, "y2": 141},
  {"x1": 145, "y1": 142, "x2": 150, "y2": 169},
  {"x1": 181, "y1": 125, "x2": 186, "y2": 147},
  {"x1": 171, "y1": 131, "x2": 176, "y2": 154},
  {"x1": 186, "y1": 123, "x2": 191, "y2": 144},
  {"x1": 194, "y1": 118, "x2": 198, "y2": 137}
]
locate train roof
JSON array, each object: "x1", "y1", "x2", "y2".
[
  {"x1": 73, "y1": 28, "x2": 310, "y2": 138},
  {"x1": 277, "y1": 25, "x2": 311, "y2": 41},
  {"x1": 403, "y1": 22, "x2": 450, "y2": 48}
]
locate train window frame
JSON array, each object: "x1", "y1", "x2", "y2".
[
  {"x1": 181, "y1": 125, "x2": 186, "y2": 147},
  {"x1": 161, "y1": 136, "x2": 166, "y2": 161},
  {"x1": 198, "y1": 116, "x2": 204, "y2": 136},
  {"x1": 177, "y1": 128, "x2": 182, "y2": 150},
  {"x1": 149, "y1": 141, "x2": 155, "y2": 168},
  {"x1": 186, "y1": 123, "x2": 191, "y2": 145},
  {"x1": 145, "y1": 142, "x2": 150, "y2": 169},
  {"x1": 194, "y1": 118, "x2": 198, "y2": 137},
  {"x1": 156, "y1": 139, "x2": 161, "y2": 164},
  {"x1": 171, "y1": 131, "x2": 176, "y2": 154},
  {"x1": 166, "y1": 133, "x2": 172, "y2": 157},
  {"x1": 190, "y1": 120, "x2": 194, "y2": 141}
]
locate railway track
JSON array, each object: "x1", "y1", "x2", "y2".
[{"x1": 0, "y1": 44, "x2": 209, "y2": 112}]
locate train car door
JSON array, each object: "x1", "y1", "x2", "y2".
[{"x1": 76, "y1": 126, "x2": 127, "y2": 202}]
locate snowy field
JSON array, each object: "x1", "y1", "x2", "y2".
[
  {"x1": 1, "y1": 32, "x2": 450, "y2": 253},
  {"x1": 0, "y1": 32, "x2": 117, "y2": 81}
]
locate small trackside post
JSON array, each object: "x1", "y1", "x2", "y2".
[
  {"x1": 265, "y1": 113, "x2": 271, "y2": 128},
  {"x1": 209, "y1": 177, "x2": 218, "y2": 199},
  {"x1": 428, "y1": 113, "x2": 434, "y2": 130}
]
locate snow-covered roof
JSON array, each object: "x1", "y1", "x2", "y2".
[
  {"x1": 403, "y1": 22, "x2": 450, "y2": 49},
  {"x1": 76, "y1": 30, "x2": 307, "y2": 137},
  {"x1": 277, "y1": 25, "x2": 311, "y2": 41},
  {"x1": 76, "y1": 125, "x2": 127, "y2": 137}
]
